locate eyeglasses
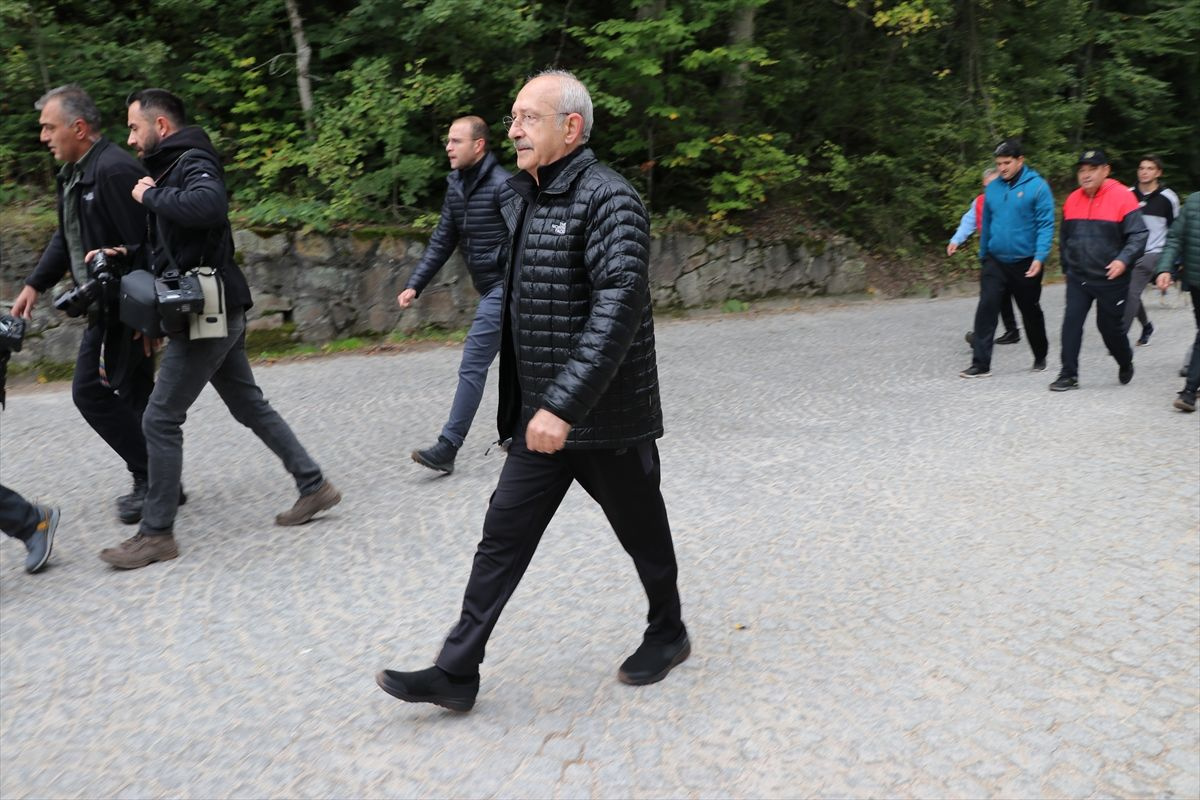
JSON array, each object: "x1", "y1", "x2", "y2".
[{"x1": 503, "y1": 111, "x2": 570, "y2": 130}]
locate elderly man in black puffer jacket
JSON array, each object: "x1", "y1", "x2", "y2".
[{"x1": 378, "y1": 70, "x2": 688, "y2": 712}]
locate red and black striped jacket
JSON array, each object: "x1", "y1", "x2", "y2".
[{"x1": 1060, "y1": 178, "x2": 1148, "y2": 283}]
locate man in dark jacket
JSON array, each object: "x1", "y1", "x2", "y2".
[
  {"x1": 95, "y1": 88, "x2": 340, "y2": 569},
  {"x1": 398, "y1": 116, "x2": 511, "y2": 474},
  {"x1": 10, "y1": 85, "x2": 155, "y2": 523},
  {"x1": 378, "y1": 70, "x2": 688, "y2": 712},
  {"x1": 1050, "y1": 149, "x2": 1148, "y2": 391},
  {"x1": 1155, "y1": 191, "x2": 1200, "y2": 411}
]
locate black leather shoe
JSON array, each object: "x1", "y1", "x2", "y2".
[
  {"x1": 375, "y1": 666, "x2": 478, "y2": 711},
  {"x1": 117, "y1": 478, "x2": 187, "y2": 525},
  {"x1": 411, "y1": 437, "x2": 458, "y2": 475},
  {"x1": 995, "y1": 329, "x2": 1021, "y2": 345},
  {"x1": 618, "y1": 629, "x2": 691, "y2": 686},
  {"x1": 1118, "y1": 362, "x2": 1134, "y2": 385},
  {"x1": 24, "y1": 505, "x2": 59, "y2": 574}
]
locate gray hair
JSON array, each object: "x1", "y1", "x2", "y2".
[
  {"x1": 982, "y1": 167, "x2": 998, "y2": 180},
  {"x1": 35, "y1": 84, "x2": 101, "y2": 130},
  {"x1": 535, "y1": 69, "x2": 593, "y2": 144}
]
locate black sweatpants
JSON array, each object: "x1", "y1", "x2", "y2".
[
  {"x1": 436, "y1": 436, "x2": 684, "y2": 676},
  {"x1": 1059, "y1": 274, "x2": 1133, "y2": 379},
  {"x1": 1185, "y1": 287, "x2": 1200, "y2": 393},
  {"x1": 971, "y1": 256, "x2": 1049, "y2": 370}
]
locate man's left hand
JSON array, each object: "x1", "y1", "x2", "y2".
[
  {"x1": 132, "y1": 176, "x2": 157, "y2": 204},
  {"x1": 1025, "y1": 259, "x2": 1043, "y2": 278},
  {"x1": 1105, "y1": 259, "x2": 1127, "y2": 280},
  {"x1": 526, "y1": 409, "x2": 570, "y2": 453}
]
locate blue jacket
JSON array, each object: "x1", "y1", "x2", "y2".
[{"x1": 979, "y1": 165, "x2": 1055, "y2": 264}]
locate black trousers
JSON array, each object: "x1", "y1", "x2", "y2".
[
  {"x1": 72, "y1": 322, "x2": 153, "y2": 479},
  {"x1": 1185, "y1": 287, "x2": 1200, "y2": 393},
  {"x1": 436, "y1": 436, "x2": 684, "y2": 676},
  {"x1": 0, "y1": 484, "x2": 39, "y2": 541},
  {"x1": 1059, "y1": 274, "x2": 1133, "y2": 378},
  {"x1": 971, "y1": 256, "x2": 1049, "y2": 370}
]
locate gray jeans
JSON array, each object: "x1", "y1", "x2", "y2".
[
  {"x1": 440, "y1": 285, "x2": 503, "y2": 448},
  {"x1": 140, "y1": 310, "x2": 323, "y2": 534},
  {"x1": 1122, "y1": 251, "x2": 1159, "y2": 333}
]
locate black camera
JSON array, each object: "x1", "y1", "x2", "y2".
[
  {"x1": 53, "y1": 250, "x2": 119, "y2": 317},
  {"x1": 155, "y1": 269, "x2": 206, "y2": 333},
  {"x1": 0, "y1": 313, "x2": 25, "y2": 353}
]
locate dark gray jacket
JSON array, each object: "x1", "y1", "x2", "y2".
[
  {"x1": 497, "y1": 148, "x2": 663, "y2": 449},
  {"x1": 406, "y1": 151, "x2": 511, "y2": 296}
]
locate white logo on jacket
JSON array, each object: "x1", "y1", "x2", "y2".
[{"x1": 552, "y1": 221, "x2": 567, "y2": 234}]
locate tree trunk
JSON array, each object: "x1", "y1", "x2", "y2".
[
  {"x1": 284, "y1": 0, "x2": 315, "y2": 134},
  {"x1": 719, "y1": 3, "x2": 757, "y2": 128}
]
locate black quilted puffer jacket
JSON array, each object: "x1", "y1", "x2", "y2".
[
  {"x1": 406, "y1": 150, "x2": 512, "y2": 296},
  {"x1": 497, "y1": 148, "x2": 663, "y2": 449}
]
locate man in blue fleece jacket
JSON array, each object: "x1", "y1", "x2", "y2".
[{"x1": 960, "y1": 138, "x2": 1055, "y2": 378}]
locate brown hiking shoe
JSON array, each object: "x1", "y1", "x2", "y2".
[
  {"x1": 275, "y1": 481, "x2": 341, "y2": 526},
  {"x1": 99, "y1": 532, "x2": 179, "y2": 569}
]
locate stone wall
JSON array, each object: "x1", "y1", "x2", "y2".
[{"x1": 1, "y1": 227, "x2": 867, "y2": 367}]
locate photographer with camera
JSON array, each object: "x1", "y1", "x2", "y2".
[
  {"x1": 94, "y1": 88, "x2": 340, "y2": 570},
  {"x1": 0, "y1": 314, "x2": 59, "y2": 574},
  {"x1": 10, "y1": 85, "x2": 157, "y2": 527}
]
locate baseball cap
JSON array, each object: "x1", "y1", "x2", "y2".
[
  {"x1": 994, "y1": 138, "x2": 1023, "y2": 158},
  {"x1": 1077, "y1": 149, "x2": 1108, "y2": 166}
]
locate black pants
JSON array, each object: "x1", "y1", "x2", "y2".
[
  {"x1": 436, "y1": 436, "x2": 684, "y2": 676},
  {"x1": 971, "y1": 256, "x2": 1049, "y2": 370},
  {"x1": 73, "y1": 322, "x2": 153, "y2": 479},
  {"x1": 1059, "y1": 274, "x2": 1133, "y2": 378},
  {"x1": 0, "y1": 484, "x2": 39, "y2": 541},
  {"x1": 1186, "y1": 287, "x2": 1200, "y2": 393}
]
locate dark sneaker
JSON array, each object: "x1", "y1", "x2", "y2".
[
  {"x1": 964, "y1": 331, "x2": 974, "y2": 346},
  {"x1": 1136, "y1": 322, "x2": 1154, "y2": 346},
  {"x1": 24, "y1": 505, "x2": 59, "y2": 574},
  {"x1": 99, "y1": 532, "x2": 178, "y2": 569},
  {"x1": 412, "y1": 436, "x2": 459, "y2": 474},
  {"x1": 1174, "y1": 390, "x2": 1197, "y2": 413},
  {"x1": 1032, "y1": 358, "x2": 1047, "y2": 371},
  {"x1": 275, "y1": 481, "x2": 341, "y2": 526},
  {"x1": 959, "y1": 365, "x2": 990, "y2": 378},
  {"x1": 618, "y1": 629, "x2": 691, "y2": 686},
  {"x1": 1049, "y1": 375, "x2": 1079, "y2": 392},
  {"x1": 995, "y1": 329, "x2": 1021, "y2": 345},
  {"x1": 1118, "y1": 362, "x2": 1134, "y2": 385},
  {"x1": 117, "y1": 478, "x2": 188, "y2": 525},
  {"x1": 375, "y1": 666, "x2": 478, "y2": 712}
]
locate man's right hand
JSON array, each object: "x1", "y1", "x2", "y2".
[
  {"x1": 397, "y1": 288, "x2": 418, "y2": 309},
  {"x1": 1156, "y1": 272, "x2": 1173, "y2": 292},
  {"x1": 946, "y1": 242, "x2": 959, "y2": 256},
  {"x1": 11, "y1": 286, "x2": 38, "y2": 319}
]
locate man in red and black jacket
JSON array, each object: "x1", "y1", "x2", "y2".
[{"x1": 1050, "y1": 149, "x2": 1148, "y2": 391}]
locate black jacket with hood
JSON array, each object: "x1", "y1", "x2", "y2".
[{"x1": 137, "y1": 126, "x2": 253, "y2": 311}]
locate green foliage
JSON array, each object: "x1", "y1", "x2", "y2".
[{"x1": 0, "y1": 0, "x2": 1197, "y2": 251}]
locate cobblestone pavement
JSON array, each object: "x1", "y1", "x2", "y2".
[{"x1": 1, "y1": 283, "x2": 1197, "y2": 799}]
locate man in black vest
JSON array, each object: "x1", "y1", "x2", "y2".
[
  {"x1": 11, "y1": 85, "x2": 155, "y2": 524},
  {"x1": 399, "y1": 116, "x2": 511, "y2": 475},
  {"x1": 377, "y1": 70, "x2": 688, "y2": 712},
  {"x1": 94, "y1": 89, "x2": 340, "y2": 569}
]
